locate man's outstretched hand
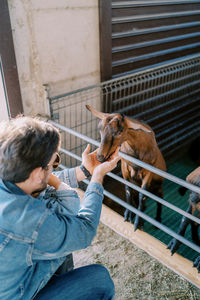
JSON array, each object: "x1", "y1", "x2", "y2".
[
  {"x1": 76, "y1": 144, "x2": 121, "y2": 183},
  {"x1": 82, "y1": 144, "x2": 101, "y2": 175},
  {"x1": 91, "y1": 147, "x2": 121, "y2": 184}
]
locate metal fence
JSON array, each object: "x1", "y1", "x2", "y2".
[
  {"x1": 48, "y1": 119, "x2": 200, "y2": 255},
  {"x1": 49, "y1": 53, "x2": 200, "y2": 164},
  {"x1": 47, "y1": 54, "x2": 200, "y2": 267}
]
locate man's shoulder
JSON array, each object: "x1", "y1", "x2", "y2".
[{"x1": 0, "y1": 185, "x2": 48, "y2": 240}]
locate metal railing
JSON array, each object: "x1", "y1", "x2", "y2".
[
  {"x1": 47, "y1": 54, "x2": 200, "y2": 261},
  {"x1": 49, "y1": 119, "x2": 200, "y2": 255}
]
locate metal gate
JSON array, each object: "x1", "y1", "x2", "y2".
[
  {"x1": 47, "y1": 55, "x2": 200, "y2": 284},
  {"x1": 48, "y1": 54, "x2": 200, "y2": 163}
]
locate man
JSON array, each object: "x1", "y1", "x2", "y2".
[{"x1": 0, "y1": 116, "x2": 120, "y2": 300}]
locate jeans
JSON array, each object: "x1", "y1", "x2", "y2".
[{"x1": 34, "y1": 264, "x2": 115, "y2": 300}]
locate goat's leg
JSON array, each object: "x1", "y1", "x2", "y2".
[
  {"x1": 189, "y1": 192, "x2": 200, "y2": 245},
  {"x1": 151, "y1": 180, "x2": 163, "y2": 223},
  {"x1": 167, "y1": 204, "x2": 192, "y2": 255},
  {"x1": 134, "y1": 186, "x2": 147, "y2": 231},
  {"x1": 124, "y1": 185, "x2": 131, "y2": 222},
  {"x1": 134, "y1": 172, "x2": 151, "y2": 231},
  {"x1": 155, "y1": 190, "x2": 162, "y2": 224},
  {"x1": 191, "y1": 223, "x2": 200, "y2": 245},
  {"x1": 156, "y1": 201, "x2": 162, "y2": 223},
  {"x1": 193, "y1": 256, "x2": 200, "y2": 273},
  {"x1": 124, "y1": 185, "x2": 135, "y2": 223}
]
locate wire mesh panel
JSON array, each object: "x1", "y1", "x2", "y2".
[
  {"x1": 49, "y1": 54, "x2": 200, "y2": 166},
  {"x1": 49, "y1": 87, "x2": 102, "y2": 167}
]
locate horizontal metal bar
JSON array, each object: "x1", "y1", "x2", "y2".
[
  {"x1": 109, "y1": 173, "x2": 200, "y2": 225},
  {"x1": 60, "y1": 149, "x2": 81, "y2": 162},
  {"x1": 112, "y1": 42, "x2": 200, "y2": 67},
  {"x1": 49, "y1": 85, "x2": 100, "y2": 102},
  {"x1": 141, "y1": 100, "x2": 200, "y2": 130},
  {"x1": 59, "y1": 147, "x2": 200, "y2": 225},
  {"x1": 112, "y1": 72, "x2": 200, "y2": 109},
  {"x1": 112, "y1": 54, "x2": 200, "y2": 79},
  {"x1": 139, "y1": 103, "x2": 200, "y2": 133},
  {"x1": 156, "y1": 117, "x2": 199, "y2": 140},
  {"x1": 114, "y1": 82, "x2": 200, "y2": 115},
  {"x1": 49, "y1": 54, "x2": 200, "y2": 102},
  {"x1": 50, "y1": 121, "x2": 100, "y2": 147},
  {"x1": 112, "y1": 10, "x2": 200, "y2": 24},
  {"x1": 59, "y1": 163, "x2": 200, "y2": 253},
  {"x1": 159, "y1": 121, "x2": 200, "y2": 148},
  {"x1": 112, "y1": 1, "x2": 200, "y2": 8},
  {"x1": 163, "y1": 136, "x2": 197, "y2": 157},
  {"x1": 112, "y1": 32, "x2": 200, "y2": 54},
  {"x1": 112, "y1": 65, "x2": 200, "y2": 95},
  {"x1": 105, "y1": 54, "x2": 200, "y2": 84},
  {"x1": 161, "y1": 127, "x2": 200, "y2": 153},
  {"x1": 49, "y1": 120, "x2": 200, "y2": 195},
  {"x1": 103, "y1": 189, "x2": 200, "y2": 254},
  {"x1": 120, "y1": 152, "x2": 200, "y2": 194},
  {"x1": 112, "y1": 21, "x2": 200, "y2": 40}
]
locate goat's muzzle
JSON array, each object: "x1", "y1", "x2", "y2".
[
  {"x1": 97, "y1": 153, "x2": 105, "y2": 162},
  {"x1": 97, "y1": 150, "x2": 115, "y2": 162}
]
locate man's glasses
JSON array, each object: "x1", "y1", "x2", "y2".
[{"x1": 46, "y1": 152, "x2": 61, "y2": 170}]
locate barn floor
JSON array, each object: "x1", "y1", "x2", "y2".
[{"x1": 73, "y1": 222, "x2": 200, "y2": 300}]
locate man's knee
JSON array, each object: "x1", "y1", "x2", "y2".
[{"x1": 91, "y1": 264, "x2": 115, "y2": 299}]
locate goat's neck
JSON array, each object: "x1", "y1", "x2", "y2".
[
  {"x1": 124, "y1": 131, "x2": 141, "y2": 150},
  {"x1": 122, "y1": 130, "x2": 151, "y2": 158}
]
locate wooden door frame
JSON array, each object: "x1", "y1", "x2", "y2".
[
  {"x1": 99, "y1": 0, "x2": 112, "y2": 82},
  {"x1": 0, "y1": 0, "x2": 23, "y2": 117}
]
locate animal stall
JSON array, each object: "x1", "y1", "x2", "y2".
[{"x1": 47, "y1": 54, "x2": 200, "y2": 287}]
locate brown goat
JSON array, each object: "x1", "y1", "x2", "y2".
[
  {"x1": 167, "y1": 166, "x2": 200, "y2": 272},
  {"x1": 86, "y1": 105, "x2": 166, "y2": 231}
]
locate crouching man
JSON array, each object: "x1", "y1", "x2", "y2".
[{"x1": 0, "y1": 116, "x2": 120, "y2": 300}]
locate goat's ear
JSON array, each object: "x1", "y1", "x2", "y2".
[
  {"x1": 86, "y1": 105, "x2": 108, "y2": 120},
  {"x1": 126, "y1": 118, "x2": 152, "y2": 134}
]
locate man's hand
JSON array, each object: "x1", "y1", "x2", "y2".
[
  {"x1": 76, "y1": 144, "x2": 121, "y2": 183},
  {"x1": 48, "y1": 173, "x2": 61, "y2": 190},
  {"x1": 91, "y1": 148, "x2": 121, "y2": 184},
  {"x1": 82, "y1": 144, "x2": 101, "y2": 175}
]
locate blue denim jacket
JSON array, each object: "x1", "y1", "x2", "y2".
[{"x1": 0, "y1": 168, "x2": 104, "y2": 300}]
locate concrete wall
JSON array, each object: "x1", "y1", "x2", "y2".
[{"x1": 8, "y1": 0, "x2": 100, "y2": 116}]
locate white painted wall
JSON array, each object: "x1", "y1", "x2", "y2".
[{"x1": 8, "y1": 0, "x2": 100, "y2": 116}]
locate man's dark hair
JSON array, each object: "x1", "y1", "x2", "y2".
[{"x1": 0, "y1": 116, "x2": 60, "y2": 183}]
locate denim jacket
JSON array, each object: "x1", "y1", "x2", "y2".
[{"x1": 0, "y1": 168, "x2": 104, "y2": 300}]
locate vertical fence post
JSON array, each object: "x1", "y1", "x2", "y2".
[{"x1": 99, "y1": 0, "x2": 112, "y2": 81}]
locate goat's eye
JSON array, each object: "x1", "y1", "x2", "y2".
[
  {"x1": 116, "y1": 119, "x2": 123, "y2": 134},
  {"x1": 106, "y1": 117, "x2": 112, "y2": 123}
]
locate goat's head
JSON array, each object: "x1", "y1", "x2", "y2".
[{"x1": 86, "y1": 105, "x2": 152, "y2": 162}]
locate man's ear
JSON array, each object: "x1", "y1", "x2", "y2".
[{"x1": 29, "y1": 167, "x2": 43, "y2": 184}]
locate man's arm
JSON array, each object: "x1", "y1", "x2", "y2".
[
  {"x1": 32, "y1": 149, "x2": 120, "y2": 259},
  {"x1": 51, "y1": 144, "x2": 103, "y2": 187}
]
